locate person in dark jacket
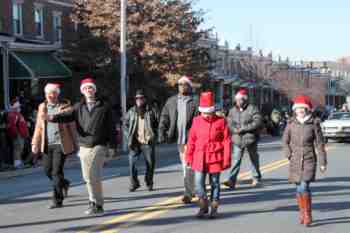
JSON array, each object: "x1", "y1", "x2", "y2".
[
  {"x1": 47, "y1": 76, "x2": 117, "y2": 216},
  {"x1": 158, "y1": 75, "x2": 198, "y2": 204},
  {"x1": 124, "y1": 89, "x2": 159, "y2": 192},
  {"x1": 223, "y1": 88, "x2": 263, "y2": 189},
  {"x1": 283, "y1": 95, "x2": 327, "y2": 227}
]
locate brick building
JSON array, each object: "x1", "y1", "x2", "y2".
[{"x1": 0, "y1": 0, "x2": 76, "y2": 108}]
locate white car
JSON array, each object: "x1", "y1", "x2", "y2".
[{"x1": 322, "y1": 112, "x2": 350, "y2": 142}]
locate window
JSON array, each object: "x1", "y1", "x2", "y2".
[
  {"x1": 34, "y1": 4, "x2": 44, "y2": 38},
  {"x1": 53, "y1": 12, "x2": 62, "y2": 44},
  {"x1": 12, "y1": 1, "x2": 23, "y2": 35}
]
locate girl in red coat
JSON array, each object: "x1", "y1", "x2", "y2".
[{"x1": 185, "y1": 91, "x2": 231, "y2": 218}]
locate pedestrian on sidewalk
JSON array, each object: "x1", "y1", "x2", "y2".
[
  {"x1": 185, "y1": 91, "x2": 231, "y2": 218},
  {"x1": 158, "y1": 75, "x2": 198, "y2": 204},
  {"x1": 124, "y1": 89, "x2": 159, "y2": 192},
  {"x1": 46, "y1": 76, "x2": 117, "y2": 216},
  {"x1": 283, "y1": 95, "x2": 327, "y2": 227},
  {"x1": 223, "y1": 88, "x2": 263, "y2": 189},
  {"x1": 6, "y1": 98, "x2": 30, "y2": 169},
  {"x1": 32, "y1": 83, "x2": 77, "y2": 209}
]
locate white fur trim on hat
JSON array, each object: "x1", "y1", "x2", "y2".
[
  {"x1": 292, "y1": 103, "x2": 311, "y2": 110},
  {"x1": 80, "y1": 82, "x2": 97, "y2": 93},
  {"x1": 44, "y1": 83, "x2": 60, "y2": 94},
  {"x1": 178, "y1": 76, "x2": 193, "y2": 87},
  {"x1": 198, "y1": 106, "x2": 215, "y2": 113}
]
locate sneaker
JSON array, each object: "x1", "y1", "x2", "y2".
[
  {"x1": 181, "y1": 195, "x2": 192, "y2": 204},
  {"x1": 48, "y1": 203, "x2": 63, "y2": 209},
  {"x1": 85, "y1": 203, "x2": 104, "y2": 217},
  {"x1": 147, "y1": 184, "x2": 154, "y2": 191},
  {"x1": 223, "y1": 180, "x2": 236, "y2": 190},
  {"x1": 251, "y1": 179, "x2": 263, "y2": 188},
  {"x1": 129, "y1": 183, "x2": 140, "y2": 192}
]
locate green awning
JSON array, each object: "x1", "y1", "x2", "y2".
[{"x1": 9, "y1": 51, "x2": 72, "y2": 79}]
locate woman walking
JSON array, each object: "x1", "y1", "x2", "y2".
[
  {"x1": 185, "y1": 91, "x2": 231, "y2": 218},
  {"x1": 283, "y1": 95, "x2": 327, "y2": 226}
]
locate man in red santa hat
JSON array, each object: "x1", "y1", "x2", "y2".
[
  {"x1": 32, "y1": 83, "x2": 77, "y2": 209},
  {"x1": 158, "y1": 75, "x2": 198, "y2": 204},
  {"x1": 223, "y1": 88, "x2": 263, "y2": 189},
  {"x1": 46, "y1": 75, "x2": 117, "y2": 216}
]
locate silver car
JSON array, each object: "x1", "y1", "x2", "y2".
[{"x1": 322, "y1": 112, "x2": 350, "y2": 142}]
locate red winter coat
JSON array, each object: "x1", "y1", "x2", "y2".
[
  {"x1": 185, "y1": 115, "x2": 232, "y2": 173},
  {"x1": 6, "y1": 111, "x2": 29, "y2": 139}
]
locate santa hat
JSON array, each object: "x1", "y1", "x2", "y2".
[
  {"x1": 80, "y1": 75, "x2": 97, "y2": 93},
  {"x1": 292, "y1": 95, "x2": 313, "y2": 110},
  {"x1": 44, "y1": 83, "x2": 61, "y2": 94},
  {"x1": 198, "y1": 91, "x2": 215, "y2": 113},
  {"x1": 178, "y1": 75, "x2": 193, "y2": 87},
  {"x1": 235, "y1": 88, "x2": 248, "y2": 99}
]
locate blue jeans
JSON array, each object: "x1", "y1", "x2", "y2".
[
  {"x1": 195, "y1": 171, "x2": 221, "y2": 201},
  {"x1": 128, "y1": 144, "x2": 155, "y2": 187},
  {"x1": 226, "y1": 143, "x2": 261, "y2": 184},
  {"x1": 296, "y1": 181, "x2": 310, "y2": 194}
]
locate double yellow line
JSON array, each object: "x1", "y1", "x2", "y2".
[{"x1": 78, "y1": 145, "x2": 334, "y2": 233}]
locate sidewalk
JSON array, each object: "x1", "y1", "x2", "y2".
[{"x1": 0, "y1": 135, "x2": 282, "y2": 180}]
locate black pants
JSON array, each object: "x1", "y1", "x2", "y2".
[
  {"x1": 43, "y1": 145, "x2": 69, "y2": 204},
  {"x1": 128, "y1": 144, "x2": 155, "y2": 187}
]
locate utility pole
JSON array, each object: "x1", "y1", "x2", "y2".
[{"x1": 120, "y1": 0, "x2": 127, "y2": 151}]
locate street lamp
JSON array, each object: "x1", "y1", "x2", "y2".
[{"x1": 120, "y1": 0, "x2": 127, "y2": 151}]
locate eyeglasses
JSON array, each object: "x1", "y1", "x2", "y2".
[
  {"x1": 135, "y1": 96, "x2": 145, "y2": 100},
  {"x1": 178, "y1": 83, "x2": 188, "y2": 86}
]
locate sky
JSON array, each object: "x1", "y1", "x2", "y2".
[{"x1": 195, "y1": 0, "x2": 350, "y2": 62}]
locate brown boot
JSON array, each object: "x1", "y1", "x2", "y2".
[
  {"x1": 296, "y1": 194, "x2": 304, "y2": 224},
  {"x1": 302, "y1": 193, "x2": 313, "y2": 226},
  {"x1": 209, "y1": 201, "x2": 219, "y2": 219},
  {"x1": 196, "y1": 198, "x2": 209, "y2": 218}
]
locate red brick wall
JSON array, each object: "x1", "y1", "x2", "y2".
[{"x1": 0, "y1": 0, "x2": 12, "y2": 33}]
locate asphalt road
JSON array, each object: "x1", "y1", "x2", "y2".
[{"x1": 0, "y1": 140, "x2": 349, "y2": 233}]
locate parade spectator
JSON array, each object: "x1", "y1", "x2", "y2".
[
  {"x1": 32, "y1": 83, "x2": 77, "y2": 209},
  {"x1": 283, "y1": 95, "x2": 327, "y2": 226},
  {"x1": 6, "y1": 98, "x2": 29, "y2": 169},
  {"x1": 124, "y1": 89, "x2": 159, "y2": 192},
  {"x1": 158, "y1": 75, "x2": 198, "y2": 204},
  {"x1": 47, "y1": 76, "x2": 117, "y2": 216},
  {"x1": 185, "y1": 91, "x2": 231, "y2": 218},
  {"x1": 223, "y1": 88, "x2": 263, "y2": 189}
]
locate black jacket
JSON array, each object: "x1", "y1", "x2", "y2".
[
  {"x1": 227, "y1": 104, "x2": 263, "y2": 147},
  {"x1": 52, "y1": 98, "x2": 116, "y2": 148},
  {"x1": 124, "y1": 105, "x2": 159, "y2": 149},
  {"x1": 158, "y1": 95, "x2": 197, "y2": 143}
]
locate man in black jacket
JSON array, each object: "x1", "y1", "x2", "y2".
[
  {"x1": 158, "y1": 76, "x2": 197, "y2": 204},
  {"x1": 47, "y1": 76, "x2": 117, "y2": 216},
  {"x1": 223, "y1": 88, "x2": 263, "y2": 189},
  {"x1": 124, "y1": 89, "x2": 159, "y2": 192}
]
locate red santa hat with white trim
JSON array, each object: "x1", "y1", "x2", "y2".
[
  {"x1": 235, "y1": 88, "x2": 248, "y2": 99},
  {"x1": 178, "y1": 75, "x2": 193, "y2": 87},
  {"x1": 198, "y1": 91, "x2": 215, "y2": 113},
  {"x1": 292, "y1": 95, "x2": 313, "y2": 110},
  {"x1": 80, "y1": 74, "x2": 97, "y2": 93},
  {"x1": 44, "y1": 83, "x2": 61, "y2": 94}
]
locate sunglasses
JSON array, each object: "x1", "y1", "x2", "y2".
[
  {"x1": 178, "y1": 83, "x2": 188, "y2": 86},
  {"x1": 135, "y1": 96, "x2": 145, "y2": 99}
]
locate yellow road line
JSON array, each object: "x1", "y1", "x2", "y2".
[{"x1": 78, "y1": 145, "x2": 335, "y2": 233}]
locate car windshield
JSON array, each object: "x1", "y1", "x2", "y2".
[{"x1": 329, "y1": 112, "x2": 350, "y2": 120}]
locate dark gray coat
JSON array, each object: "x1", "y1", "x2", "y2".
[
  {"x1": 226, "y1": 104, "x2": 263, "y2": 147},
  {"x1": 158, "y1": 95, "x2": 197, "y2": 143},
  {"x1": 124, "y1": 105, "x2": 159, "y2": 149},
  {"x1": 283, "y1": 117, "x2": 327, "y2": 183}
]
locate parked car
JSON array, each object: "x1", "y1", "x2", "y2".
[{"x1": 322, "y1": 112, "x2": 350, "y2": 142}]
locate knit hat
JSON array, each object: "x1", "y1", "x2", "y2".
[
  {"x1": 292, "y1": 95, "x2": 313, "y2": 110},
  {"x1": 44, "y1": 83, "x2": 61, "y2": 94},
  {"x1": 80, "y1": 75, "x2": 97, "y2": 93},
  {"x1": 178, "y1": 75, "x2": 193, "y2": 87},
  {"x1": 198, "y1": 91, "x2": 215, "y2": 113},
  {"x1": 235, "y1": 88, "x2": 248, "y2": 99}
]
